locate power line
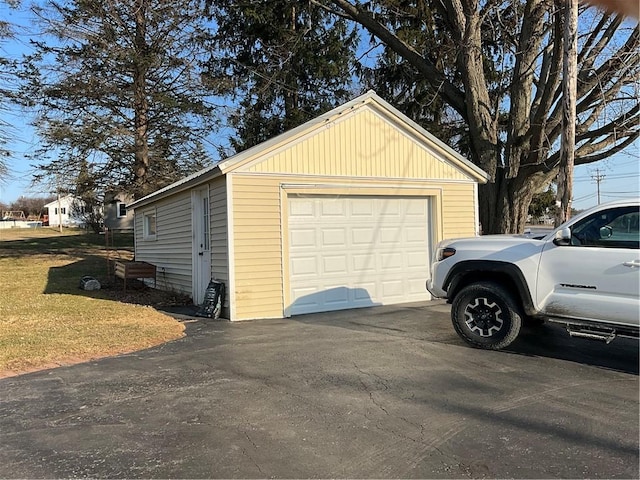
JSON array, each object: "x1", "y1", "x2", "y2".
[
  {"x1": 573, "y1": 192, "x2": 597, "y2": 202},
  {"x1": 574, "y1": 173, "x2": 640, "y2": 182}
]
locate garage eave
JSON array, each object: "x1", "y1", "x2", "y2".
[{"x1": 127, "y1": 164, "x2": 223, "y2": 210}]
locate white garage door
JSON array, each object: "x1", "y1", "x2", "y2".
[{"x1": 288, "y1": 195, "x2": 432, "y2": 315}]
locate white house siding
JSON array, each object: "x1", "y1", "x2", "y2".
[
  {"x1": 134, "y1": 190, "x2": 193, "y2": 296},
  {"x1": 44, "y1": 196, "x2": 86, "y2": 227}
]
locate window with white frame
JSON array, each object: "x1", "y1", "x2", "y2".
[
  {"x1": 143, "y1": 210, "x2": 157, "y2": 239},
  {"x1": 117, "y1": 202, "x2": 127, "y2": 218}
]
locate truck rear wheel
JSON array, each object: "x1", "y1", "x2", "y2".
[{"x1": 451, "y1": 282, "x2": 522, "y2": 350}]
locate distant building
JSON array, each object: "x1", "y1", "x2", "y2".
[
  {"x1": 103, "y1": 191, "x2": 134, "y2": 232},
  {"x1": 43, "y1": 196, "x2": 87, "y2": 228}
]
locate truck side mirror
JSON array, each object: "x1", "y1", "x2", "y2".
[
  {"x1": 553, "y1": 227, "x2": 572, "y2": 246},
  {"x1": 599, "y1": 225, "x2": 613, "y2": 239}
]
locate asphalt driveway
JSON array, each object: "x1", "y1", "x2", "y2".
[{"x1": 1, "y1": 300, "x2": 638, "y2": 478}]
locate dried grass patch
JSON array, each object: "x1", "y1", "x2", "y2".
[{"x1": 0, "y1": 228, "x2": 186, "y2": 378}]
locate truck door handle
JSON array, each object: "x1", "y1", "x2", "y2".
[
  {"x1": 198, "y1": 252, "x2": 204, "y2": 256},
  {"x1": 623, "y1": 260, "x2": 640, "y2": 268}
]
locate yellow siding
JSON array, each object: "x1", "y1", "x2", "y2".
[
  {"x1": 246, "y1": 108, "x2": 469, "y2": 181},
  {"x1": 441, "y1": 184, "x2": 477, "y2": 239},
  {"x1": 231, "y1": 175, "x2": 283, "y2": 320},
  {"x1": 230, "y1": 174, "x2": 477, "y2": 320},
  {"x1": 210, "y1": 176, "x2": 229, "y2": 304}
]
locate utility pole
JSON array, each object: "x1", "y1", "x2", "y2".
[
  {"x1": 591, "y1": 168, "x2": 606, "y2": 204},
  {"x1": 56, "y1": 174, "x2": 63, "y2": 233},
  {"x1": 555, "y1": 0, "x2": 578, "y2": 226}
]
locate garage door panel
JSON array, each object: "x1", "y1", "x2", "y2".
[
  {"x1": 321, "y1": 200, "x2": 345, "y2": 216},
  {"x1": 291, "y1": 256, "x2": 318, "y2": 276},
  {"x1": 288, "y1": 196, "x2": 431, "y2": 315},
  {"x1": 290, "y1": 199, "x2": 315, "y2": 217},
  {"x1": 408, "y1": 278, "x2": 429, "y2": 295},
  {"x1": 323, "y1": 255, "x2": 348, "y2": 274},
  {"x1": 406, "y1": 201, "x2": 427, "y2": 215},
  {"x1": 378, "y1": 201, "x2": 401, "y2": 216},
  {"x1": 380, "y1": 227, "x2": 403, "y2": 244},
  {"x1": 353, "y1": 284, "x2": 375, "y2": 301},
  {"x1": 323, "y1": 286, "x2": 350, "y2": 306},
  {"x1": 291, "y1": 286, "x2": 319, "y2": 306},
  {"x1": 322, "y1": 228, "x2": 346, "y2": 246},
  {"x1": 406, "y1": 251, "x2": 429, "y2": 268},
  {"x1": 290, "y1": 229, "x2": 317, "y2": 248},
  {"x1": 352, "y1": 227, "x2": 377, "y2": 245},
  {"x1": 382, "y1": 280, "x2": 404, "y2": 297},
  {"x1": 381, "y1": 252, "x2": 403, "y2": 270},
  {"x1": 351, "y1": 199, "x2": 374, "y2": 217},
  {"x1": 405, "y1": 226, "x2": 428, "y2": 242},
  {"x1": 353, "y1": 254, "x2": 377, "y2": 273}
]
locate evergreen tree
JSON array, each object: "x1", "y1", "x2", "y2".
[
  {"x1": 358, "y1": 0, "x2": 457, "y2": 143},
  {"x1": 23, "y1": 0, "x2": 221, "y2": 198},
  {"x1": 205, "y1": 1, "x2": 359, "y2": 152},
  {"x1": 0, "y1": 0, "x2": 22, "y2": 179},
  {"x1": 528, "y1": 186, "x2": 557, "y2": 223}
]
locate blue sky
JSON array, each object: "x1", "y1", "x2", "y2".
[{"x1": 1, "y1": 2, "x2": 638, "y2": 212}]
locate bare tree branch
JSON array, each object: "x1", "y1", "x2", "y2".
[
  {"x1": 579, "y1": 100, "x2": 639, "y2": 140},
  {"x1": 327, "y1": 0, "x2": 467, "y2": 117},
  {"x1": 575, "y1": 131, "x2": 639, "y2": 163}
]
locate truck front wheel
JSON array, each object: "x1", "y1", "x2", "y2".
[{"x1": 451, "y1": 282, "x2": 522, "y2": 350}]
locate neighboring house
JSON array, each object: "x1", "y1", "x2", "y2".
[
  {"x1": 44, "y1": 196, "x2": 87, "y2": 228},
  {"x1": 128, "y1": 91, "x2": 489, "y2": 321},
  {"x1": 104, "y1": 191, "x2": 134, "y2": 232}
]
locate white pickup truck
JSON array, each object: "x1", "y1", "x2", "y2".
[{"x1": 427, "y1": 198, "x2": 640, "y2": 349}]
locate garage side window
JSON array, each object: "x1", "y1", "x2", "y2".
[{"x1": 143, "y1": 210, "x2": 157, "y2": 240}]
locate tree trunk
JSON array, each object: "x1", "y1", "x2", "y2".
[
  {"x1": 283, "y1": 4, "x2": 300, "y2": 131},
  {"x1": 479, "y1": 169, "x2": 557, "y2": 234},
  {"x1": 133, "y1": 0, "x2": 150, "y2": 198},
  {"x1": 555, "y1": 0, "x2": 578, "y2": 226}
]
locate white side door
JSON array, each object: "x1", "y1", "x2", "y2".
[
  {"x1": 536, "y1": 205, "x2": 639, "y2": 327},
  {"x1": 192, "y1": 187, "x2": 211, "y2": 305}
]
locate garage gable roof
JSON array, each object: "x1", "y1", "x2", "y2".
[
  {"x1": 218, "y1": 91, "x2": 489, "y2": 182},
  {"x1": 129, "y1": 91, "x2": 488, "y2": 210}
]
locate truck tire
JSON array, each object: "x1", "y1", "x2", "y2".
[{"x1": 451, "y1": 282, "x2": 522, "y2": 350}]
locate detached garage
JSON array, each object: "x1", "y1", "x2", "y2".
[{"x1": 128, "y1": 91, "x2": 489, "y2": 321}]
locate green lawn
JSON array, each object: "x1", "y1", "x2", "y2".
[{"x1": 0, "y1": 227, "x2": 186, "y2": 377}]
